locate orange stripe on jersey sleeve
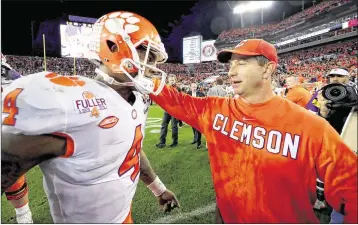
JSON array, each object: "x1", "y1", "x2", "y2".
[
  {"x1": 122, "y1": 209, "x2": 133, "y2": 224},
  {"x1": 52, "y1": 132, "x2": 75, "y2": 158},
  {"x1": 5, "y1": 175, "x2": 26, "y2": 192}
]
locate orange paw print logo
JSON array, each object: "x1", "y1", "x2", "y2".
[
  {"x1": 82, "y1": 91, "x2": 95, "y2": 99},
  {"x1": 45, "y1": 73, "x2": 86, "y2": 87},
  {"x1": 97, "y1": 12, "x2": 141, "y2": 35}
]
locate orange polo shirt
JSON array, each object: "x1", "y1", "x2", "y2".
[
  {"x1": 150, "y1": 80, "x2": 357, "y2": 224},
  {"x1": 285, "y1": 86, "x2": 312, "y2": 108}
]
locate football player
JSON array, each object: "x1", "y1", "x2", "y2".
[
  {"x1": 2, "y1": 53, "x2": 33, "y2": 224},
  {"x1": 1, "y1": 11, "x2": 179, "y2": 223}
]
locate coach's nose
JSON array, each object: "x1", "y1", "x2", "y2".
[{"x1": 228, "y1": 69, "x2": 237, "y2": 77}]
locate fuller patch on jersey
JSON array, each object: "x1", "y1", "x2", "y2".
[
  {"x1": 98, "y1": 116, "x2": 119, "y2": 129},
  {"x1": 74, "y1": 91, "x2": 107, "y2": 117}
]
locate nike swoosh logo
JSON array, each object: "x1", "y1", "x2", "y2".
[{"x1": 243, "y1": 117, "x2": 255, "y2": 121}]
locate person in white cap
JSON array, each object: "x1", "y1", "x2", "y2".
[
  {"x1": 327, "y1": 68, "x2": 350, "y2": 84},
  {"x1": 149, "y1": 39, "x2": 357, "y2": 223},
  {"x1": 317, "y1": 68, "x2": 355, "y2": 118}
]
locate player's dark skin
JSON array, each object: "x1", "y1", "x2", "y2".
[
  {"x1": 215, "y1": 204, "x2": 224, "y2": 223},
  {"x1": 1, "y1": 48, "x2": 179, "y2": 213}
]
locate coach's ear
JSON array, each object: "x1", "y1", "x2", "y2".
[{"x1": 263, "y1": 62, "x2": 276, "y2": 79}]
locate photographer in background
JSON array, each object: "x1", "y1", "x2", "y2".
[
  {"x1": 317, "y1": 68, "x2": 357, "y2": 133},
  {"x1": 311, "y1": 68, "x2": 358, "y2": 224}
]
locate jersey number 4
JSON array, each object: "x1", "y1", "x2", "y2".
[
  {"x1": 118, "y1": 125, "x2": 143, "y2": 182},
  {"x1": 2, "y1": 88, "x2": 23, "y2": 126}
]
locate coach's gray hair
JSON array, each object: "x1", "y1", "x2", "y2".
[{"x1": 255, "y1": 56, "x2": 270, "y2": 67}]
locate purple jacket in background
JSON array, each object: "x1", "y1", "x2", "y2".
[
  {"x1": 8, "y1": 69, "x2": 22, "y2": 80},
  {"x1": 305, "y1": 91, "x2": 320, "y2": 113}
]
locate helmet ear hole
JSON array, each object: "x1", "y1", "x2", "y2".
[{"x1": 107, "y1": 40, "x2": 119, "y2": 53}]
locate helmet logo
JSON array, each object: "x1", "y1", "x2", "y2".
[{"x1": 104, "y1": 12, "x2": 141, "y2": 35}]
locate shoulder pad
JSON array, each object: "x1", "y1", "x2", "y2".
[{"x1": 2, "y1": 72, "x2": 67, "y2": 135}]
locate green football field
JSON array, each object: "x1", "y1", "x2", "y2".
[{"x1": 1, "y1": 105, "x2": 330, "y2": 223}]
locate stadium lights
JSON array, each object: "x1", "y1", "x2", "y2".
[{"x1": 233, "y1": 1, "x2": 273, "y2": 14}]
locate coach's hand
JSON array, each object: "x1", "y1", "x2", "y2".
[{"x1": 157, "y1": 189, "x2": 180, "y2": 213}]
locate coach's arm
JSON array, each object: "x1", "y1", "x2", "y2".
[{"x1": 150, "y1": 79, "x2": 210, "y2": 133}]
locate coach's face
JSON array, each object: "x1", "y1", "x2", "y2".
[{"x1": 228, "y1": 54, "x2": 265, "y2": 97}]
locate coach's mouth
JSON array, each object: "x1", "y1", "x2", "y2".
[{"x1": 232, "y1": 80, "x2": 242, "y2": 85}]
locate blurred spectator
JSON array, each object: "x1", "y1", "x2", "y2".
[
  {"x1": 207, "y1": 78, "x2": 228, "y2": 97},
  {"x1": 285, "y1": 75, "x2": 313, "y2": 108},
  {"x1": 187, "y1": 82, "x2": 205, "y2": 149},
  {"x1": 155, "y1": 74, "x2": 181, "y2": 149}
]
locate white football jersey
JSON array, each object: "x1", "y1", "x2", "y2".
[{"x1": 1, "y1": 71, "x2": 151, "y2": 223}]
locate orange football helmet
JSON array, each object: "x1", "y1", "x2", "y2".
[{"x1": 89, "y1": 11, "x2": 168, "y2": 95}]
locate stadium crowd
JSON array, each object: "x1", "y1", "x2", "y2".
[
  {"x1": 6, "y1": 55, "x2": 97, "y2": 78},
  {"x1": 5, "y1": 37, "x2": 357, "y2": 93},
  {"x1": 217, "y1": 0, "x2": 352, "y2": 42},
  {"x1": 278, "y1": 38, "x2": 357, "y2": 80}
]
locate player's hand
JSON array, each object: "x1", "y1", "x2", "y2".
[
  {"x1": 317, "y1": 91, "x2": 332, "y2": 118},
  {"x1": 156, "y1": 189, "x2": 180, "y2": 213}
]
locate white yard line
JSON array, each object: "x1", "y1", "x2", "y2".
[{"x1": 152, "y1": 202, "x2": 216, "y2": 224}]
